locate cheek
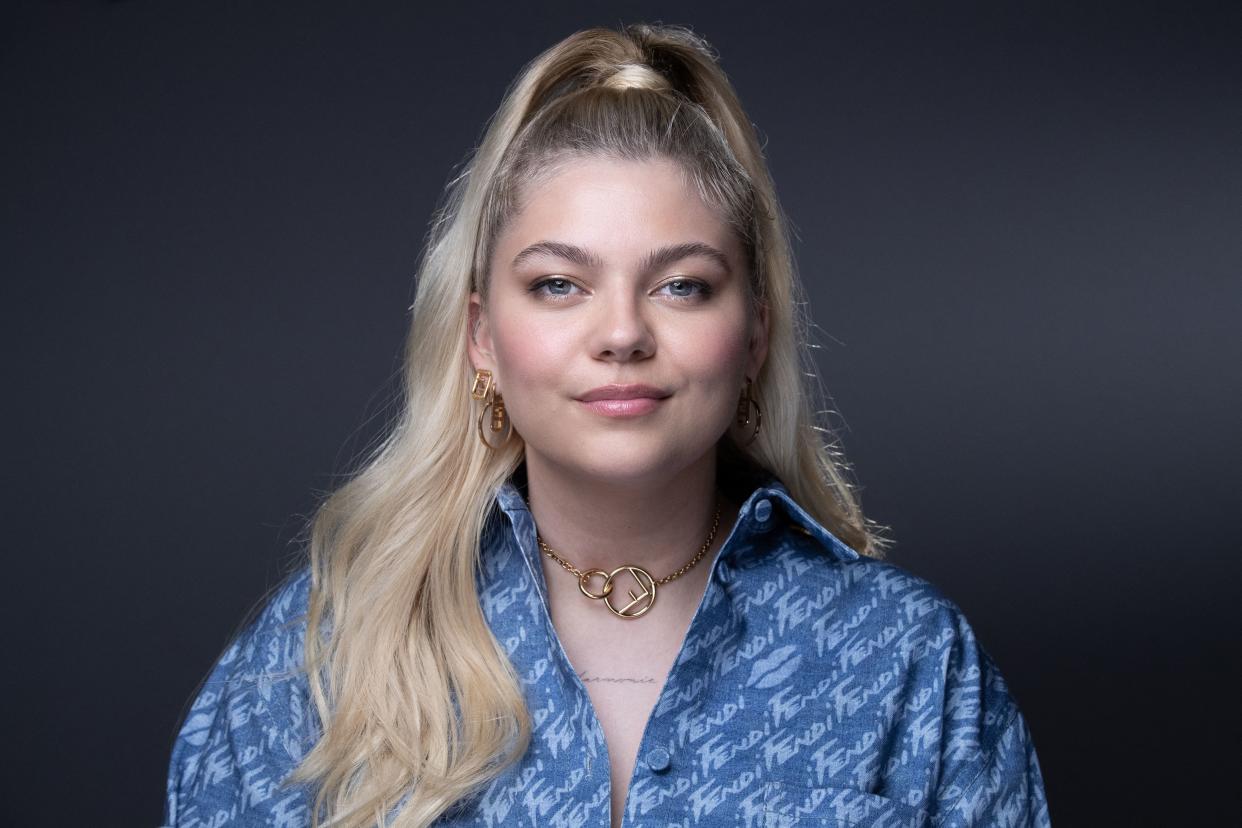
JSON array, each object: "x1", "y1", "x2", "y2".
[
  {"x1": 669, "y1": 318, "x2": 752, "y2": 388},
  {"x1": 489, "y1": 316, "x2": 570, "y2": 390}
]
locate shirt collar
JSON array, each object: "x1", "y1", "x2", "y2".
[{"x1": 487, "y1": 465, "x2": 860, "y2": 568}]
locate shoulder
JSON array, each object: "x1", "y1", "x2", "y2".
[
  {"x1": 726, "y1": 488, "x2": 974, "y2": 658},
  {"x1": 193, "y1": 565, "x2": 314, "y2": 700},
  {"x1": 723, "y1": 492, "x2": 1048, "y2": 824},
  {"x1": 163, "y1": 566, "x2": 318, "y2": 827},
  {"x1": 734, "y1": 513, "x2": 1019, "y2": 721},
  {"x1": 731, "y1": 526, "x2": 988, "y2": 675}
]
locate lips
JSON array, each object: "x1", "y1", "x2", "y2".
[
  {"x1": 576, "y1": 384, "x2": 671, "y2": 418},
  {"x1": 576, "y1": 384, "x2": 671, "y2": 402}
]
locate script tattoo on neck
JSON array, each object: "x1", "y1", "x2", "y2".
[{"x1": 578, "y1": 671, "x2": 658, "y2": 685}]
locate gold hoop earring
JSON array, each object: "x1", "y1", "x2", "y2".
[
  {"x1": 472, "y1": 369, "x2": 514, "y2": 449},
  {"x1": 734, "y1": 378, "x2": 762, "y2": 447}
]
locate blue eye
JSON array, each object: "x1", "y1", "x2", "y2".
[
  {"x1": 529, "y1": 278, "x2": 581, "y2": 299},
  {"x1": 659, "y1": 279, "x2": 712, "y2": 301}
]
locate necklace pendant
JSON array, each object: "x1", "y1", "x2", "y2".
[{"x1": 603, "y1": 565, "x2": 657, "y2": 619}]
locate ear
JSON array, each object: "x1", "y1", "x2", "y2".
[
  {"x1": 746, "y1": 301, "x2": 770, "y2": 380},
  {"x1": 466, "y1": 291, "x2": 496, "y2": 373}
]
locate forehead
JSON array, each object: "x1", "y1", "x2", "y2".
[{"x1": 499, "y1": 155, "x2": 738, "y2": 259}]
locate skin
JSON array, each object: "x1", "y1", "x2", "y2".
[{"x1": 466, "y1": 154, "x2": 768, "y2": 826}]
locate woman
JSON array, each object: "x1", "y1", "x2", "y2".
[{"x1": 164, "y1": 24, "x2": 1050, "y2": 828}]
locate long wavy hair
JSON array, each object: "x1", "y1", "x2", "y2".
[{"x1": 287, "y1": 23, "x2": 886, "y2": 828}]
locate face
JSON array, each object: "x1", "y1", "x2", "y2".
[{"x1": 468, "y1": 155, "x2": 768, "y2": 486}]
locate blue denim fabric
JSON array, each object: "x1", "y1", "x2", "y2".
[{"x1": 164, "y1": 475, "x2": 1050, "y2": 827}]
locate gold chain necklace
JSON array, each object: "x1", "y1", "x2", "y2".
[{"x1": 534, "y1": 502, "x2": 722, "y2": 619}]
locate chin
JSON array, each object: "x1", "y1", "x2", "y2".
[{"x1": 532, "y1": 434, "x2": 710, "y2": 485}]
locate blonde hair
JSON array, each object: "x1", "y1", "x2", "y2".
[{"x1": 288, "y1": 23, "x2": 886, "y2": 828}]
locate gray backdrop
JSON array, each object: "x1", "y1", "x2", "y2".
[{"x1": 4, "y1": 0, "x2": 1239, "y2": 824}]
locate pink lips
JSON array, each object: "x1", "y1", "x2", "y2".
[{"x1": 577, "y1": 384, "x2": 670, "y2": 418}]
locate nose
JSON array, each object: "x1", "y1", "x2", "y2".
[{"x1": 591, "y1": 291, "x2": 655, "y2": 362}]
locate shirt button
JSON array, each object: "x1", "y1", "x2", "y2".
[
  {"x1": 645, "y1": 746, "x2": 672, "y2": 774},
  {"x1": 753, "y1": 498, "x2": 773, "y2": 524}
]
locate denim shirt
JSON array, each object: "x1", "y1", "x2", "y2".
[{"x1": 164, "y1": 475, "x2": 1050, "y2": 827}]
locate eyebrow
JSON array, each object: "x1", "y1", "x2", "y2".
[{"x1": 510, "y1": 240, "x2": 732, "y2": 275}]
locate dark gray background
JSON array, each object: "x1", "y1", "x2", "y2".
[{"x1": 4, "y1": 0, "x2": 1239, "y2": 824}]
